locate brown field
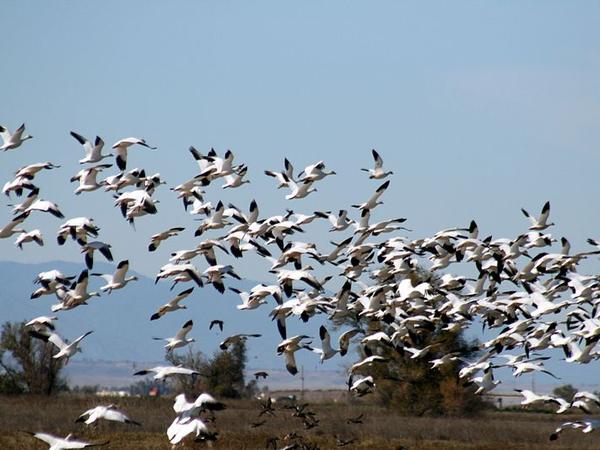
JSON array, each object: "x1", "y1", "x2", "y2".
[{"x1": 1, "y1": 394, "x2": 599, "y2": 449}]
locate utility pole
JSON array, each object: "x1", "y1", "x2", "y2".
[{"x1": 300, "y1": 365, "x2": 305, "y2": 400}]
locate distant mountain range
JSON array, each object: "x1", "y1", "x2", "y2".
[{"x1": 0, "y1": 260, "x2": 346, "y2": 388}]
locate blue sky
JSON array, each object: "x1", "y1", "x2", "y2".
[{"x1": 2, "y1": 2, "x2": 600, "y2": 389}]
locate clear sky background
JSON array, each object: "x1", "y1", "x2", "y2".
[{"x1": 2, "y1": 1, "x2": 600, "y2": 390}]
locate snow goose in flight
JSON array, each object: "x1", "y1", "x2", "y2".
[
  {"x1": 148, "y1": 226, "x2": 184, "y2": 251},
  {"x1": 306, "y1": 325, "x2": 340, "y2": 363},
  {"x1": 209, "y1": 320, "x2": 224, "y2": 331},
  {"x1": 80, "y1": 241, "x2": 113, "y2": 269},
  {"x1": 154, "y1": 319, "x2": 195, "y2": 353},
  {"x1": 231, "y1": 287, "x2": 268, "y2": 311},
  {"x1": 513, "y1": 389, "x2": 555, "y2": 408},
  {"x1": 117, "y1": 191, "x2": 158, "y2": 225},
  {"x1": 101, "y1": 168, "x2": 146, "y2": 192},
  {"x1": 112, "y1": 136, "x2": 157, "y2": 170},
  {"x1": 349, "y1": 375, "x2": 375, "y2": 396},
  {"x1": 23, "y1": 199, "x2": 65, "y2": 218},
  {"x1": 314, "y1": 209, "x2": 353, "y2": 232},
  {"x1": 92, "y1": 260, "x2": 138, "y2": 293},
  {"x1": 276, "y1": 335, "x2": 312, "y2": 375},
  {"x1": 338, "y1": 328, "x2": 362, "y2": 356},
  {"x1": 2, "y1": 176, "x2": 36, "y2": 197},
  {"x1": 52, "y1": 270, "x2": 100, "y2": 312},
  {"x1": 70, "y1": 164, "x2": 112, "y2": 195},
  {"x1": 57, "y1": 217, "x2": 99, "y2": 245},
  {"x1": 21, "y1": 432, "x2": 108, "y2": 449},
  {"x1": 25, "y1": 315, "x2": 58, "y2": 332},
  {"x1": 352, "y1": 180, "x2": 390, "y2": 211},
  {"x1": 198, "y1": 149, "x2": 236, "y2": 181},
  {"x1": 219, "y1": 333, "x2": 261, "y2": 350},
  {"x1": 271, "y1": 266, "x2": 323, "y2": 297},
  {"x1": 167, "y1": 417, "x2": 215, "y2": 445},
  {"x1": 133, "y1": 365, "x2": 201, "y2": 380},
  {"x1": 189, "y1": 146, "x2": 218, "y2": 176},
  {"x1": 349, "y1": 354, "x2": 389, "y2": 375},
  {"x1": 15, "y1": 161, "x2": 60, "y2": 179},
  {"x1": 194, "y1": 201, "x2": 231, "y2": 236},
  {"x1": 203, "y1": 264, "x2": 240, "y2": 294},
  {"x1": 9, "y1": 187, "x2": 39, "y2": 214},
  {"x1": 264, "y1": 158, "x2": 295, "y2": 189},
  {"x1": 70, "y1": 131, "x2": 112, "y2": 164},
  {"x1": 222, "y1": 164, "x2": 250, "y2": 189},
  {"x1": 0, "y1": 123, "x2": 32, "y2": 150},
  {"x1": 31, "y1": 270, "x2": 74, "y2": 299},
  {"x1": 469, "y1": 366, "x2": 500, "y2": 394},
  {"x1": 29, "y1": 329, "x2": 93, "y2": 364},
  {"x1": 550, "y1": 419, "x2": 600, "y2": 441},
  {"x1": 155, "y1": 263, "x2": 203, "y2": 289},
  {"x1": 0, "y1": 212, "x2": 28, "y2": 239},
  {"x1": 15, "y1": 229, "x2": 44, "y2": 249},
  {"x1": 521, "y1": 201, "x2": 554, "y2": 231},
  {"x1": 361, "y1": 149, "x2": 393, "y2": 179},
  {"x1": 298, "y1": 160, "x2": 336, "y2": 182},
  {"x1": 75, "y1": 404, "x2": 141, "y2": 426},
  {"x1": 282, "y1": 175, "x2": 317, "y2": 200},
  {"x1": 173, "y1": 392, "x2": 226, "y2": 417},
  {"x1": 150, "y1": 287, "x2": 194, "y2": 320}
]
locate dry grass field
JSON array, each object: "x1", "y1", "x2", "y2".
[{"x1": 1, "y1": 394, "x2": 599, "y2": 449}]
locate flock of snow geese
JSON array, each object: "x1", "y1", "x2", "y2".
[{"x1": 3, "y1": 122, "x2": 600, "y2": 447}]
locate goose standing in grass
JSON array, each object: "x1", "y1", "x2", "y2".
[
  {"x1": 15, "y1": 229, "x2": 44, "y2": 249},
  {"x1": 0, "y1": 123, "x2": 32, "y2": 151},
  {"x1": 112, "y1": 136, "x2": 157, "y2": 170},
  {"x1": 154, "y1": 319, "x2": 195, "y2": 353},
  {"x1": 75, "y1": 404, "x2": 141, "y2": 426},
  {"x1": 29, "y1": 329, "x2": 93, "y2": 364},
  {"x1": 361, "y1": 149, "x2": 393, "y2": 179},
  {"x1": 150, "y1": 287, "x2": 194, "y2": 320},
  {"x1": 70, "y1": 131, "x2": 112, "y2": 164},
  {"x1": 91, "y1": 260, "x2": 138, "y2": 293},
  {"x1": 21, "y1": 432, "x2": 109, "y2": 449}
]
